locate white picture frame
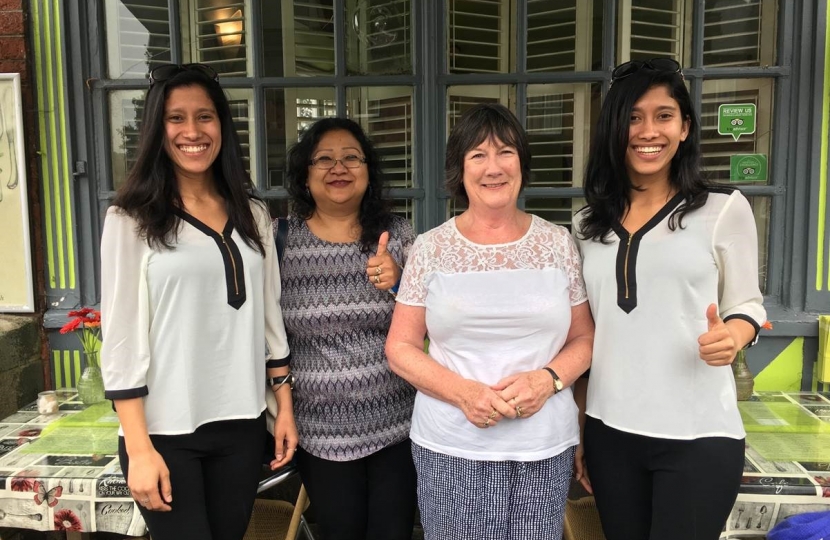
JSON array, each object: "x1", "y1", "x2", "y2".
[{"x1": 0, "y1": 73, "x2": 34, "y2": 313}]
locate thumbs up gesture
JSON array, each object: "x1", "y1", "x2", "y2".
[
  {"x1": 697, "y1": 303, "x2": 739, "y2": 366},
  {"x1": 366, "y1": 231, "x2": 401, "y2": 291}
]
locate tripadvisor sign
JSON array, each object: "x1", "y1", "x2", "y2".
[
  {"x1": 718, "y1": 103, "x2": 756, "y2": 141},
  {"x1": 730, "y1": 154, "x2": 768, "y2": 182}
]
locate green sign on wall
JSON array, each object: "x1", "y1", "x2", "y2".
[
  {"x1": 730, "y1": 154, "x2": 768, "y2": 182},
  {"x1": 718, "y1": 103, "x2": 756, "y2": 141}
]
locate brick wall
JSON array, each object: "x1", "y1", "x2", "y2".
[{"x1": 0, "y1": 0, "x2": 49, "y2": 414}]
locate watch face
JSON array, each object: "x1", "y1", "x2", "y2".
[{"x1": 555, "y1": 379, "x2": 564, "y2": 391}]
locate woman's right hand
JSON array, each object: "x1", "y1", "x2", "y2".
[
  {"x1": 127, "y1": 448, "x2": 172, "y2": 512},
  {"x1": 573, "y1": 443, "x2": 593, "y2": 494},
  {"x1": 458, "y1": 379, "x2": 515, "y2": 428}
]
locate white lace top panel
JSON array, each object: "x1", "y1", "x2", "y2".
[{"x1": 398, "y1": 214, "x2": 587, "y2": 307}]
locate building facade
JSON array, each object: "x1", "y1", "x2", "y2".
[{"x1": 3, "y1": 0, "x2": 829, "y2": 394}]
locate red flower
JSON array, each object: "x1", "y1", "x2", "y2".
[
  {"x1": 10, "y1": 476, "x2": 34, "y2": 492},
  {"x1": 54, "y1": 509, "x2": 83, "y2": 531},
  {"x1": 67, "y1": 308, "x2": 94, "y2": 318},
  {"x1": 59, "y1": 318, "x2": 82, "y2": 334}
]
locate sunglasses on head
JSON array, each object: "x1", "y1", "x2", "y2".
[
  {"x1": 148, "y1": 64, "x2": 219, "y2": 87},
  {"x1": 610, "y1": 58, "x2": 683, "y2": 87}
]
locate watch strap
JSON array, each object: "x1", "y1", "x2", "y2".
[{"x1": 542, "y1": 367, "x2": 563, "y2": 393}]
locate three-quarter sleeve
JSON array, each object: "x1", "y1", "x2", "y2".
[
  {"x1": 397, "y1": 217, "x2": 417, "y2": 267},
  {"x1": 255, "y1": 202, "x2": 291, "y2": 368},
  {"x1": 714, "y1": 191, "x2": 767, "y2": 337},
  {"x1": 396, "y1": 234, "x2": 429, "y2": 306},
  {"x1": 100, "y1": 207, "x2": 152, "y2": 399}
]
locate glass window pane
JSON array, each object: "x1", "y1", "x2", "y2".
[
  {"x1": 286, "y1": 0, "x2": 335, "y2": 76},
  {"x1": 109, "y1": 90, "x2": 145, "y2": 190},
  {"x1": 745, "y1": 195, "x2": 770, "y2": 294},
  {"x1": 619, "y1": 0, "x2": 686, "y2": 63},
  {"x1": 527, "y1": 0, "x2": 603, "y2": 72},
  {"x1": 448, "y1": 0, "x2": 512, "y2": 74},
  {"x1": 265, "y1": 87, "x2": 336, "y2": 190},
  {"x1": 225, "y1": 89, "x2": 254, "y2": 180},
  {"x1": 701, "y1": 79, "x2": 774, "y2": 186},
  {"x1": 447, "y1": 85, "x2": 513, "y2": 134},
  {"x1": 105, "y1": 0, "x2": 171, "y2": 79},
  {"x1": 524, "y1": 198, "x2": 582, "y2": 228},
  {"x1": 391, "y1": 198, "x2": 416, "y2": 226},
  {"x1": 346, "y1": 0, "x2": 412, "y2": 75},
  {"x1": 183, "y1": 0, "x2": 249, "y2": 76},
  {"x1": 526, "y1": 83, "x2": 599, "y2": 189},
  {"x1": 260, "y1": 0, "x2": 285, "y2": 76},
  {"x1": 347, "y1": 87, "x2": 415, "y2": 189},
  {"x1": 703, "y1": 0, "x2": 777, "y2": 67}
]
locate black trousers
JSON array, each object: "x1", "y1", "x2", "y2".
[
  {"x1": 295, "y1": 438, "x2": 417, "y2": 540},
  {"x1": 118, "y1": 413, "x2": 266, "y2": 540},
  {"x1": 584, "y1": 416, "x2": 744, "y2": 540}
]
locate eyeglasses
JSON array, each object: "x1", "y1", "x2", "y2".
[
  {"x1": 610, "y1": 58, "x2": 683, "y2": 87},
  {"x1": 148, "y1": 64, "x2": 219, "y2": 87},
  {"x1": 309, "y1": 155, "x2": 367, "y2": 170}
]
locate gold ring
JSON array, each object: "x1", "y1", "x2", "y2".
[
  {"x1": 489, "y1": 409, "x2": 497, "y2": 420},
  {"x1": 375, "y1": 266, "x2": 382, "y2": 276},
  {"x1": 373, "y1": 275, "x2": 381, "y2": 284},
  {"x1": 516, "y1": 405, "x2": 524, "y2": 418},
  {"x1": 484, "y1": 418, "x2": 491, "y2": 427}
]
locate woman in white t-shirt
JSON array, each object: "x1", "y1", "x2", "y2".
[
  {"x1": 100, "y1": 64, "x2": 297, "y2": 540},
  {"x1": 572, "y1": 59, "x2": 766, "y2": 540},
  {"x1": 385, "y1": 104, "x2": 594, "y2": 540}
]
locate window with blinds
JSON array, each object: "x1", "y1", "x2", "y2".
[
  {"x1": 619, "y1": 0, "x2": 686, "y2": 61},
  {"x1": 346, "y1": 0, "x2": 412, "y2": 75},
  {"x1": 283, "y1": 0, "x2": 335, "y2": 75},
  {"x1": 703, "y1": 0, "x2": 777, "y2": 67},
  {"x1": 526, "y1": 1, "x2": 578, "y2": 73},
  {"x1": 105, "y1": 0, "x2": 171, "y2": 79},
  {"x1": 182, "y1": 0, "x2": 249, "y2": 76},
  {"x1": 447, "y1": 0, "x2": 511, "y2": 74}
]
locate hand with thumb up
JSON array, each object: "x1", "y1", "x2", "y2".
[
  {"x1": 366, "y1": 231, "x2": 401, "y2": 291},
  {"x1": 697, "y1": 303, "x2": 739, "y2": 366}
]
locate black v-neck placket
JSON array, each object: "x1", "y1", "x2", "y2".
[
  {"x1": 175, "y1": 209, "x2": 247, "y2": 310},
  {"x1": 611, "y1": 192, "x2": 685, "y2": 314}
]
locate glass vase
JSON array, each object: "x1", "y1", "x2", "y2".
[
  {"x1": 77, "y1": 352, "x2": 106, "y2": 405},
  {"x1": 732, "y1": 349, "x2": 754, "y2": 401}
]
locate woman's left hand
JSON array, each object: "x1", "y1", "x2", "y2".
[
  {"x1": 270, "y1": 410, "x2": 299, "y2": 470},
  {"x1": 492, "y1": 370, "x2": 555, "y2": 420},
  {"x1": 698, "y1": 303, "x2": 740, "y2": 366},
  {"x1": 366, "y1": 231, "x2": 401, "y2": 291}
]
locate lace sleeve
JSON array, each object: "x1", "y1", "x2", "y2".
[
  {"x1": 396, "y1": 233, "x2": 430, "y2": 306},
  {"x1": 557, "y1": 226, "x2": 588, "y2": 306}
]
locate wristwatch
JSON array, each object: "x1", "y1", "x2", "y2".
[
  {"x1": 267, "y1": 372, "x2": 295, "y2": 390},
  {"x1": 543, "y1": 367, "x2": 564, "y2": 394}
]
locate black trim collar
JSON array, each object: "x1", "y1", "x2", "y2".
[
  {"x1": 175, "y1": 209, "x2": 247, "y2": 310},
  {"x1": 611, "y1": 192, "x2": 685, "y2": 313}
]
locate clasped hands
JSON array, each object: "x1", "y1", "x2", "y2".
[{"x1": 460, "y1": 370, "x2": 555, "y2": 429}]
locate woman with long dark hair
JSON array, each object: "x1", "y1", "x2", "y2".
[
  {"x1": 573, "y1": 59, "x2": 766, "y2": 540},
  {"x1": 279, "y1": 117, "x2": 417, "y2": 540},
  {"x1": 100, "y1": 64, "x2": 297, "y2": 540}
]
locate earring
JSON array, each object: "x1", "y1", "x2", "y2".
[{"x1": 305, "y1": 185, "x2": 311, "y2": 197}]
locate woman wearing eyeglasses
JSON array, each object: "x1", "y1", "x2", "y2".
[
  {"x1": 572, "y1": 59, "x2": 766, "y2": 540},
  {"x1": 100, "y1": 64, "x2": 296, "y2": 540},
  {"x1": 278, "y1": 117, "x2": 417, "y2": 540}
]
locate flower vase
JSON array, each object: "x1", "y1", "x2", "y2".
[
  {"x1": 732, "y1": 349, "x2": 754, "y2": 401},
  {"x1": 77, "y1": 352, "x2": 106, "y2": 405}
]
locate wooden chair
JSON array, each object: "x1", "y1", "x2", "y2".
[
  {"x1": 563, "y1": 495, "x2": 607, "y2": 540},
  {"x1": 243, "y1": 484, "x2": 313, "y2": 540}
]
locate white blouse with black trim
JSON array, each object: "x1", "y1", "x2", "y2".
[
  {"x1": 100, "y1": 201, "x2": 290, "y2": 435},
  {"x1": 574, "y1": 188, "x2": 766, "y2": 440}
]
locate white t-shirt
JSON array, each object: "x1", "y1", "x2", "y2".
[
  {"x1": 574, "y1": 189, "x2": 766, "y2": 440},
  {"x1": 100, "y1": 201, "x2": 290, "y2": 435},
  {"x1": 397, "y1": 214, "x2": 588, "y2": 461}
]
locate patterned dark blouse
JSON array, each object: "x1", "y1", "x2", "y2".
[{"x1": 280, "y1": 215, "x2": 417, "y2": 461}]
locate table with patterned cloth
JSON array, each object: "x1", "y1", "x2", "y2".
[
  {"x1": 721, "y1": 391, "x2": 830, "y2": 539},
  {"x1": 0, "y1": 390, "x2": 144, "y2": 535}
]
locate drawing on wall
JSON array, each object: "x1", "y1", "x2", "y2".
[{"x1": 0, "y1": 73, "x2": 34, "y2": 313}]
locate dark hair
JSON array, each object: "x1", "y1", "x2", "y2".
[
  {"x1": 112, "y1": 67, "x2": 265, "y2": 255},
  {"x1": 578, "y1": 66, "x2": 710, "y2": 243},
  {"x1": 285, "y1": 117, "x2": 392, "y2": 253},
  {"x1": 445, "y1": 103, "x2": 532, "y2": 205}
]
